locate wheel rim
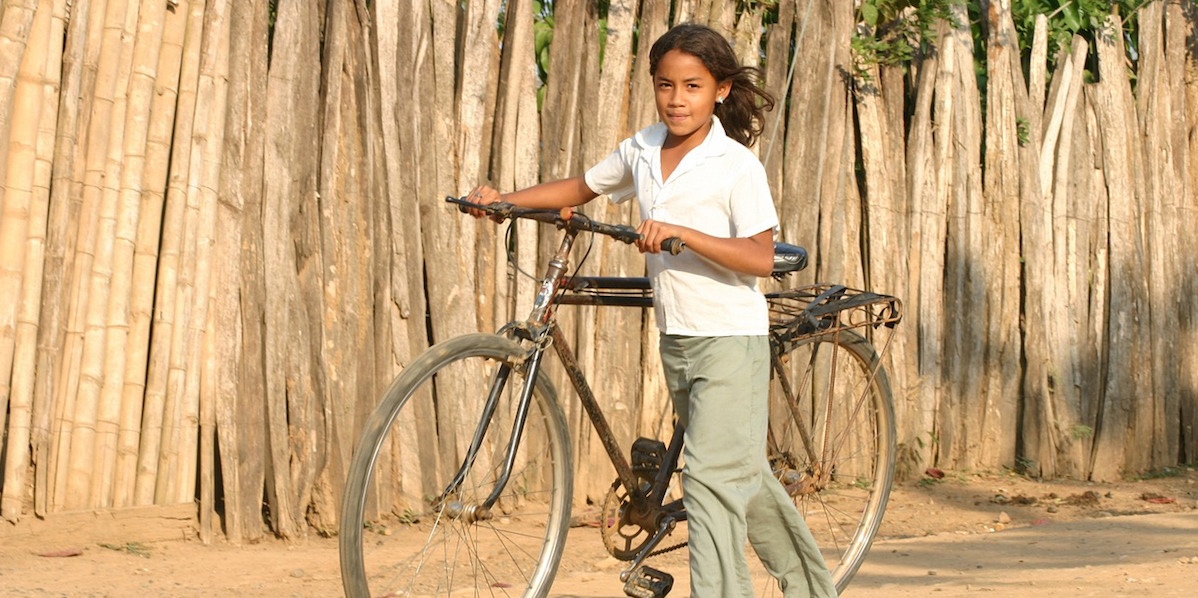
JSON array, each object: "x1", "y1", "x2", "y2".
[
  {"x1": 767, "y1": 331, "x2": 895, "y2": 593},
  {"x1": 341, "y1": 336, "x2": 571, "y2": 597}
]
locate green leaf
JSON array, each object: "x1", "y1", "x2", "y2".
[
  {"x1": 534, "y1": 21, "x2": 553, "y2": 56},
  {"x1": 1061, "y1": 2, "x2": 1083, "y2": 32},
  {"x1": 539, "y1": 45, "x2": 551, "y2": 78},
  {"x1": 862, "y1": 2, "x2": 879, "y2": 27}
]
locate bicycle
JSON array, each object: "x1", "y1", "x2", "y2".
[{"x1": 339, "y1": 196, "x2": 903, "y2": 597}]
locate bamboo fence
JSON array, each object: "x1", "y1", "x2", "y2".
[{"x1": 0, "y1": 0, "x2": 1195, "y2": 543}]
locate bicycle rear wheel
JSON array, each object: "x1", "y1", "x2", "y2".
[
  {"x1": 767, "y1": 329, "x2": 896, "y2": 593},
  {"x1": 340, "y1": 333, "x2": 573, "y2": 597}
]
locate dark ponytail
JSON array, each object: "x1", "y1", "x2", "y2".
[{"x1": 649, "y1": 23, "x2": 776, "y2": 147}]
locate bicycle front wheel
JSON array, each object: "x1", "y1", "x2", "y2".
[
  {"x1": 767, "y1": 329, "x2": 896, "y2": 593},
  {"x1": 340, "y1": 333, "x2": 573, "y2": 597}
]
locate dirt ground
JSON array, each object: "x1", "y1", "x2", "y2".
[{"x1": 2, "y1": 466, "x2": 1196, "y2": 597}]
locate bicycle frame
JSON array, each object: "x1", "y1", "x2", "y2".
[
  {"x1": 446, "y1": 222, "x2": 671, "y2": 521},
  {"x1": 445, "y1": 218, "x2": 903, "y2": 525}
]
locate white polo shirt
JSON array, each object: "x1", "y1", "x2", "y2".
[{"x1": 584, "y1": 116, "x2": 778, "y2": 336}]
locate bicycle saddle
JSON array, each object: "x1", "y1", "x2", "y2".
[{"x1": 772, "y1": 242, "x2": 808, "y2": 277}]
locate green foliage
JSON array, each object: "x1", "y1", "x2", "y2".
[
  {"x1": 851, "y1": 0, "x2": 963, "y2": 73},
  {"x1": 849, "y1": 0, "x2": 1154, "y2": 92},
  {"x1": 1012, "y1": 0, "x2": 1146, "y2": 67},
  {"x1": 1069, "y1": 423, "x2": 1094, "y2": 440}
]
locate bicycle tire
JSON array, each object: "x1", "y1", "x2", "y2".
[
  {"x1": 767, "y1": 329, "x2": 896, "y2": 594},
  {"x1": 340, "y1": 333, "x2": 573, "y2": 597}
]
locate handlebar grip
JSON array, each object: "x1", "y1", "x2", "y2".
[{"x1": 661, "y1": 237, "x2": 685, "y2": 256}]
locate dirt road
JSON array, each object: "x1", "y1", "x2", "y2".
[{"x1": 1, "y1": 470, "x2": 1194, "y2": 597}]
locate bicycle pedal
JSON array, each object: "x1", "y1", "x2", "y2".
[
  {"x1": 631, "y1": 437, "x2": 667, "y2": 484},
  {"x1": 622, "y1": 565, "x2": 673, "y2": 598}
]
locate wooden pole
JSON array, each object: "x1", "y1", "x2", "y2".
[
  {"x1": 1090, "y1": 13, "x2": 1151, "y2": 481},
  {"x1": 1136, "y1": 0, "x2": 1182, "y2": 471},
  {"x1": 213, "y1": 0, "x2": 269, "y2": 543},
  {"x1": 262, "y1": 0, "x2": 322, "y2": 537},
  {"x1": 1173, "y1": 0, "x2": 1198, "y2": 464}
]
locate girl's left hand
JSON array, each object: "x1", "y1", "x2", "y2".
[{"x1": 636, "y1": 219, "x2": 685, "y2": 254}]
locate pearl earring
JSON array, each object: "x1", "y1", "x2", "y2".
[{"x1": 717, "y1": 96, "x2": 724, "y2": 104}]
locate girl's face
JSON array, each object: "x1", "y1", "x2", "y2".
[{"x1": 653, "y1": 49, "x2": 730, "y2": 146}]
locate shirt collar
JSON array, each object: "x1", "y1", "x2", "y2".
[{"x1": 633, "y1": 114, "x2": 732, "y2": 159}]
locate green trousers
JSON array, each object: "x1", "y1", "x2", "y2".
[{"x1": 660, "y1": 334, "x2": 837, "y2": 598}]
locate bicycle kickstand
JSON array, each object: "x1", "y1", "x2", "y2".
[{"x1": 619, "y1": 519, "x2": 677, "y2": 598}]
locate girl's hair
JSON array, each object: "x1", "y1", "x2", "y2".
[{"x1": 649, "y1": 23, "x2": 776, "y2": 147}]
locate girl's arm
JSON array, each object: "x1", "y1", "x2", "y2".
[
  {"x1": 636, "y1": 220, "x2": 775, "y2": 278},
  {"x1": 467, "y1": 176, "x2": 598, "y2": 212}
]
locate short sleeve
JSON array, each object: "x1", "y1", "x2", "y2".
[
  {"x1": 584, "y1": 141, "x2": 636, "y2": 204},
  {"x1": 729, "y1": 158, "x2": 779, "y2": 238}
]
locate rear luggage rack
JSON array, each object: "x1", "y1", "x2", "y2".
[{"x1": 767, "y1": 284, "x2": 903, "y2": 353}]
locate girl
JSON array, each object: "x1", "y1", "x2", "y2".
[{"x1": 469, "y1": 23, "x2": 836, "y2": 598}]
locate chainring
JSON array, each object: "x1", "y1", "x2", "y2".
[
  {"x1": 599, "y1": 478, "x2": 689, "y2": 561},
  {"x1": 599, "y1": 479, "x2": 653, "y2": 560}
]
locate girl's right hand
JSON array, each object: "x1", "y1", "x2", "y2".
[{"x1": 463, "y1": 185, "x2": 504, "y2": 220}]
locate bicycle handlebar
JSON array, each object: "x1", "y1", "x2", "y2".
[{"x1": 447, "y1": 196, "x2": 685, "y2": 256}]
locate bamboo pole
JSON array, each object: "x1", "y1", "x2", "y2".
[
  {"x1": 41, "y1": 0, "x2": 100, "y2": 515},
  {"x1": 29, "y1": 0, "x2": 74, "y2": 520},
  {"x1": 176, "y1": 0, "x2": 230, "y2": 507},
  {"x1": 61, "y1": 0, "x2": 135, "y2": 510},
  {"x1": 0, "y1": 0, "x2": 42, "y2": 446},
  {"x1": 199, "y1": 301, "x2": 216, "y2": 542},
  {"x1": 112, "y1": 0, "x2": 187, "y2": 508},
  {"x1": 136, "y1": 0, "x2": 204, "y2": 506},
  {"x1": 88, "y1": 0, "x2": 167, "y2": 509},
  {"x1": 87, "y1": 0, "x2": 143, "y2": 508},
  {"x1": 0, "y1": 0, "x2": 38, "y2": 214},
  {"x1": 185, "y1": 0, "x2": 233, "y2": 520},
  {"x1": 0, "y1": 0, "x2": 54, "y2": 523}
]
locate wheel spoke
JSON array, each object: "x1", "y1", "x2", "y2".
[
  {"x1": 340, "y1": 334, "x2": 573, "y2": 597},
  {"x1": 767, "y1": 331, "x2": 895, "y2": 593}
]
